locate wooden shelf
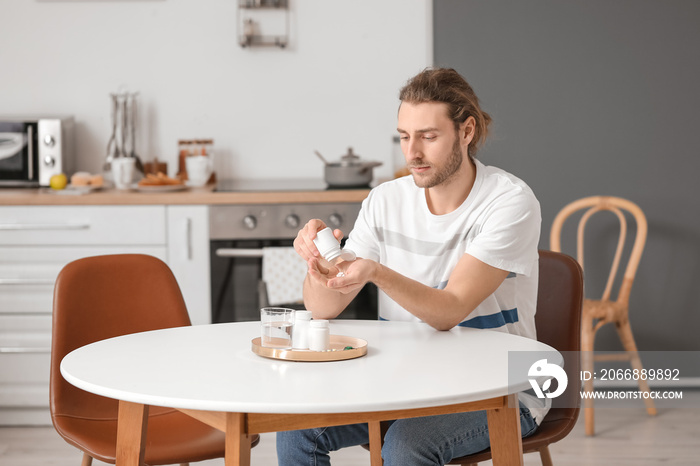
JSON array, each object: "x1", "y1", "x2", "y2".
[
  {"x1": 238, "y1": 34, "x2": 288, "y2": 48},
  {"x1": 237, "y1": 0, "x2": 289, "y2": 49},
  {"x1": 238, "y1": 0, "x2": 287, "y2": 9}
]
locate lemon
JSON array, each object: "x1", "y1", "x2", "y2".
[{"x1": 50, "y1": 173, "x2": 68, "y2": 190}]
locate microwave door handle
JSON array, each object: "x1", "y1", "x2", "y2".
[{"x1": 27, "y1": 124, "x2": 34, "y2": 180}]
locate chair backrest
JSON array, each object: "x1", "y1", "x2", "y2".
[
  {"x1": 535, "y1": 250, "x2": 584, "y2": 425},
  {"x1": 50, "y1": 254, "x2": 191, "y2": 422},
  {"x1": 550, "y1": 196, "x2": 646, "y2": 305},
  {"x1": 446, "y1": 251, "x2": 584, "y2": 465}
]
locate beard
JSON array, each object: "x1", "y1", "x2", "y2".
[{"x1": 409, "y1": 137, "x2": 464, "y2": 189}]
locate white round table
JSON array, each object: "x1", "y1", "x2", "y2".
[{"x1": 61, "y1": 320, "x2": 560, "y2": 466}]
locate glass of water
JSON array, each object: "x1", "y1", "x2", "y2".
[{"x1": 260, "y1": 308, "x2": 295, "y2": 349}]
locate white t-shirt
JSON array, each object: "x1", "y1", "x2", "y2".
[{"x1": 345, "y1": 159, "x2": 549, "y2": 423}]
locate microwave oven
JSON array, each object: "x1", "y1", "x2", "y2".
[{"x1": 0, "y1": 115, "x2": 74, "y2": 187}]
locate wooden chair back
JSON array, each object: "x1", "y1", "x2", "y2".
[{"x1": 550, "y1": 195, "x2": 647, "y2": 306}]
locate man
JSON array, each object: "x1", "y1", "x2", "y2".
[{"x1": 279, "y1": 68, "x2": 545, "y2": 465}]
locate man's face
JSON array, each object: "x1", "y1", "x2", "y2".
[{"x1": 397, "y1": 101, "x2": 466, "y2": 189}]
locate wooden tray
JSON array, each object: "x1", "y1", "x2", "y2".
[{"x1": 251, "y1": 335, "x2": 367, "y2": 362}]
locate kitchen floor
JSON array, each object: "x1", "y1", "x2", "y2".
[{"x1": 1, "y1": 390, "x2": 699, "y2": 465}]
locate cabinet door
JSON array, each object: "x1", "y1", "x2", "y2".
[
  {"x1": 0, "y1": 206, "x2": 165, "y2": 245},
  {"x1": 166, "y1": 206, "x2": 211, "y2": 325},
  {"x1": 0, "y1": 315, "x2": 51, "y2": 409}
]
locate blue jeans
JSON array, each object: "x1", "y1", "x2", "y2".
[{"x1": 276, "y1": 403, "x2": 538, "y2": 466}]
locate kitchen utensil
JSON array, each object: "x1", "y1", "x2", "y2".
[
  {"x1": 314, "y1": 150, "x2": 329, "y2": 165},
  {"x1": 104, "y1": 94, "x2": 118, "y2": 171},
  {"x1": 316, "y1": 147, "x2": 382, "y2": 188},
  {"x1": 127, "y1": 93, "x2": 145, "y2": 174},
  {"x1": 104, "y1": 91, "x2": 144, "y2": 174}
]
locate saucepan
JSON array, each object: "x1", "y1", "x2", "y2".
[{"x1": 315, "y1": 148, "x2": 382, "y2": 188}]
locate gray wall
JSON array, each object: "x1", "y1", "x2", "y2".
[{"x1": 434, "y1": 0, "x2": 700, "y2": 351}]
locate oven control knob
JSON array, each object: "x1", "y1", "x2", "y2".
[
  {"x1": 242, "y1": 215, "x2": 257, "y2": 230},
  {"x1": 44, "y1": 155, "x2": 56, "y2": 167},
  {"x1": 328, "y1": 213, "x2": 343, "y2": 227},
  {"x1": 285, "y1": 214, "x2": 300, "y2": 229},
  {"x1": 43, "y1": 135, "x2": 56, "y2": 147}
]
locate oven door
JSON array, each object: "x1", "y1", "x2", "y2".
[
  {"x1": 210, "y1": 239, "x2": 377, "y2": 323},
  {"x1": 0, "y1": 121, "x2": 38, "y2": 187}
]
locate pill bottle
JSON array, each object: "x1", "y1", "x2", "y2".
[
  {"x1": 292, "y1": 310, "x2": 313, "y2": 350},
  {"x1": 313, "y1": 227, "x2": 356, "y2": 266},
  {"x1": 308, "y1": 319, "x2": 330, "y2": 352}
]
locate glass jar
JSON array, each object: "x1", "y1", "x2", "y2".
[
  {"x1": 191, "y1": 139, "x2": 203, "y2": 157},
  {"x1": 177, "y1": 140, "x2": 192, "y2": 180},
  {"x1": 202, "y1": 138, "x2": 214, "y2": 157}
]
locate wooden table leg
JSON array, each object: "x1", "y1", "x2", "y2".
[
  {"x1": 225, "y1": 412, "x2": 251, "y2": 466},
  {"x1": 116, "y1": 400, "x2": 149, "y2": 466},
  {"x1": 487, "y1": 394, "x2": 523, "y2": 466},
  {"x1": 368, "y1": 420, "x2": 383, "y2": 466}
]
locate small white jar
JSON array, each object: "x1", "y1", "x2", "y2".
[
  {"x1": 308, "y1": 319, "x2": 330, "y2": 352},
  {"x1": 292, "y1": 310, "x2": 313, "y2": 350}
]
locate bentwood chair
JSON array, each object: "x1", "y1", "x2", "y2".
[
  {"x1": 550, "y1": 196, "x2": 656, "y2": 436},
  {"x1": 50, "y1": 254, "x2": 258, "y2": 466},
  {"x1": 447, "y1": 250, "x2": 584, "y2": 466}
]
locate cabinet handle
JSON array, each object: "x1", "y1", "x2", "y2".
[
  {"x1": 0, "y1": 347, "x2": 50, "y2": 354},
  {"x1": 0, "y1": 278, "x2": 55, "y2": 285},
  {"x1": 0, "y1": 223, "x2": 90, "y2": 231},
  {"x1": 186, "y1": 217, "x2": 193, "y2": 261}
]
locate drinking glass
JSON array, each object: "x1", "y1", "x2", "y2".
[{"x1": 260, "y1": 308, "x2": 295, "y2": 349}]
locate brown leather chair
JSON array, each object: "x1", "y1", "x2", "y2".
[
  {"x1": 550, "y1": 196, "x2": 656, "y2": 436},
  {"x1": 448, "y1": 250, "x2": 584, "y2": 466},
  {"x1": 363, "y1": 251, "x2": 583, "y2": 465},
  {"x1": 50, "y1": 254, "x2": 257, "y2": 466}
]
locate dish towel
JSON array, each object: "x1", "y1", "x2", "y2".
[{"x1": 262, "y1": 247, "x2": 308, "y2": 306}]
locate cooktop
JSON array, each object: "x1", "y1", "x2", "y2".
[{"x1": 215, "y1": 178, "x2": 370, "y2": 192}]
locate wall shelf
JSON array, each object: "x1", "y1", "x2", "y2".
[
  {"x1": 239, "y1": 34, "x2": 288, "y2": 48},
  {"x1": 239, "y1": 0, "x2": 288, "y2": 9},
  {"x1": 237, "y1": 0, "x2": 289, "y2": 49}
]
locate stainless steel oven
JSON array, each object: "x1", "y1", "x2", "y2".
[
  {"x1": 209, "y1": 181, "x2": 377, "y2": 323},
  {"x1": 0, "y1": 116, "x2": 74, "y2": 187}
]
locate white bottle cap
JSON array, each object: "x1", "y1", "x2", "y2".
[
  {"x1": 295, "y1": 310, "x2": 313, "y2": 321},
  {"x1": 309, "y1": 319, "x2": 329, "y2": 328}
]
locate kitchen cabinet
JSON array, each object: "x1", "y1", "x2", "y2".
[
  {"x1": 0, "y1": 205, "x2": 210, "y2": 425},
  {"x1": 166, "y1": 205, "x2": 210, "y2": 326}
]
